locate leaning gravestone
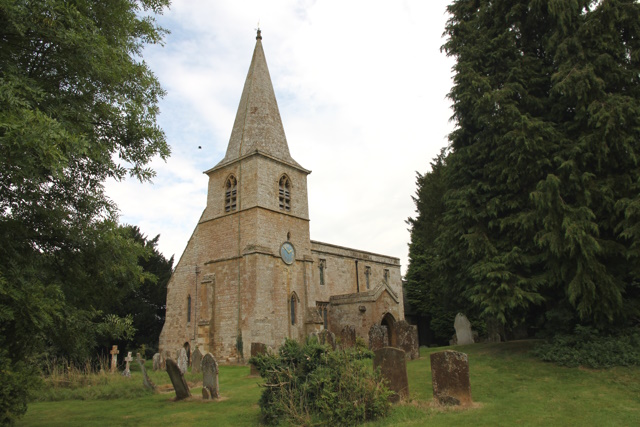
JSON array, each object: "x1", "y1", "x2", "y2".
[
  {"x1": 340, "y1": 325, "x2": 357, "y2": 349},
  {"x1": 136, "y1": 353, "x2": 156, "y2": 391},
  {"x1": 202, "y1": 353, "x2": 219, "y2": 399},
  {"x1": 430, "y1": 350, "x2": 472, "y2": 406},
  {"x1": 250, "y1": 343, "x2": 267, "y2": 376},
  {"x1": 454, "y1": 313, "x2": 474, "y2": 345},
  {"x1": 191, "y1": 347, "x2": 203, "y2": 374},
  {"x1": 166, "y1": 359, "x2": 191, "y2": 400},
  {"x1": 396, "y1": 320, "x2": 419, "y2": 360},
  {"x1": 368, "y1": 324, "x2": 388, "y2": 351},
  {"x1": 152, "y1": 353, "x2": 161, "y2": 371},
  {"x1": 373, "y1": 347, "x2": 409, "y2": 403},
  {"x1": 177, "y1": 347, "x2": 189, "y2": 374}
]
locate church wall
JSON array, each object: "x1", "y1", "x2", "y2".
[{"x1": 328, "y1": 291, "x2": 401, "y2": 340}]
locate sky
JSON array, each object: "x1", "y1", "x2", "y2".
[{"x1": 105, "y1": 0, "x2": 456, "y2": 275}]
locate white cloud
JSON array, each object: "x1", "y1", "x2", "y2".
[{"x1": 106, "y1": 0, "x2": 455, "y2": 274}]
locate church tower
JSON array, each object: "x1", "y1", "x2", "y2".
[
  {"x1": 160, "y1": 30, "x2": 313, "y2": 360},
  {"x1": 160, "y1": 30, "x2": 405, "y2": 363}
]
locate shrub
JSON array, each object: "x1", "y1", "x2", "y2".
[
  {"x1": 250, "y1": 338, "x2": 392, "y2": 426},
  {"x1": 532, "y1": 326, "x2": 640, "y2": 368}
]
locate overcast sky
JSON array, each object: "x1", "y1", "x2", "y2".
[{"x1": 105, "y1": 0, "x2": 456, "y2": 275}]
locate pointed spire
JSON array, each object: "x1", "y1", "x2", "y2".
[{"x1": 214, "y1": 30, "x2": 303, "y2": 170}]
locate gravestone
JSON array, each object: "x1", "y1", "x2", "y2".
[
  {"x1": 136, "y1": 353, "x2": 156, "y2": 391},
  {"x1": 177, "y1": 347, "x2": 188, "y2": 374},
  {"x1": 152, "y1": 353, "x2": 161, "y2": 371},
  {"x1": 340, "y1": 325, "x2": 357, "y2": 349},
  {"x1": 373, "y1": 347, "x2": 409, "y2": 403},
  {"x1": 250, "y1": 343, "x2": 267, "y2": 376},
  {"x1": 202, "y1": 353, "x2": 219, "y2": 399},
  {"x1": 430, "y1": 350, "x2": 472, "y2": 406},
  {"x1": 318, "y1": 329, "x2": 336, "y2": 350},
  {"x1": 161, "y1": 350, "x2": 170, "y2": 370},
  {"x1": 110, "y1": 345, "x2": 119, "y2": 373},
  {"x1": 166, "y1": 359, "x2": 191, "y2": 400},
  {"x1": 368, "y1": 324, "x2": 388, "y2": 351},
  {"x1": 454, "y1": 313, "x2": 474, "y2": 345},
  {"x1": 396, "y1": 320, "x2": 419, "y2": 360},
  {"x1": 122, "y1": 352, "x2": 133, "y2": 377},
  {"x1": 191, "y1": 347, "x2": 203, "y2": 374}
]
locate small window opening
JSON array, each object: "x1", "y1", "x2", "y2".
[
  {"x1": 187, "y1": 295, "x2": 192, "y2": 323},
  {"x1": 365, "y1": 266, "x2": 371, "y2": 289},
  {"x1": 225, "y1": 175, "x2": 237, "y2": 212},
  {"x1": 279, "y1": 175, "x2": 291, "y2": 211},
  {"x1": 316, "y1": 302, "x2": 329, "y2": 329},
  {"x1": 290, "y1": 294, "x2": 297, "y2": 325},
  {"x1": 384, "y1": 269, "x2": 390, "y2": 285},
  {"x1": 319, "y1": 259, "x2": 326, "y2": 286}
]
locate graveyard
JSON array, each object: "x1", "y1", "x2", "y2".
[{"x1": 18, "y1": 340, "x2": 640, "y2": 426}]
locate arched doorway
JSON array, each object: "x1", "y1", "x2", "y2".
[{"x1": 381, "y1": 313, "x2": 397, "y2": 347}]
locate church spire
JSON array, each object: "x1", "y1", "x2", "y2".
[{"x1": 214, "y1": 29, "x2": 303, "y2": 170}]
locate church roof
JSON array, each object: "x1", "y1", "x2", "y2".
[{"x1": 210, "y1": 29, "x2": 306, "y2": 172}]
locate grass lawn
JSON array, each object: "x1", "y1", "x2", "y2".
[{"x1": 18, "y1": 341, "x2": 640, "y2": 426}]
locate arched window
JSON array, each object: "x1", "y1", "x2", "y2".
[
  {"x1": 187, "y1": 295, "x2": 191, "y2": 323},
  {"x1": 290, "y1": 293, "x2": 297, "y2": 325},
  {"x1": 225, "y1": 175, "x2": 237, "y2": 212},
  {"x1": 279, "y1": 175, "x2": 291, "y2": 211}
]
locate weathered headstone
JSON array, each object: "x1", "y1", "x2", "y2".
[
  {"x1": 368, "y1": 324, "x2": 388, "y2": 351},
  {"x1": 430, "y1": 350, "x2": 472, "y2": 406},
  {"x1": 340, "y1": 325, "x2": 357, "y2": 349},
  {"x1": 191, "y1": 347, "x2": 203, "y2": 374},
  {"x1": 373, "y1": 347, "x2": 409, "y2": 403},
  {"x1": 454, "y1": 313, "x2": 474, "y2": 345},
  {"x1": 166, "y1": 359, "x2": 191, "y2": 400},
  {"x1": 202, "y1": 353, "x2": 219, "y2": 399},
  {"x1": 177, "y1": 347, "x2": 188, "y2": 374},
  {"x1": 161, "y1": 350, "x2": 170, "y2": 370},
  {"x1": 396, "y1": 320, "x2": 419, "y2": 360},
  {"x1": 110, "y1": 345, "x2": 119, "y2": 373},
  {"x1": 136, "y1": 353, "x2": 156, "y2": 391},
  {"x1": 152, "y1": 353, "x2": 161, "y2": 371},
  {"x1": 122, "y1": 351, "x2": 133, "y2": 377},
  {"x1": 250, "y1": 343, "x2": 267, "y2": 376},
  {"x1": 318, "y1": 329, "x2": 337, "y2": 350}
]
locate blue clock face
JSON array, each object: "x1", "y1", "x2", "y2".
[{"x1": 280, "y1": 242, "x2": 295, "y2": 265}]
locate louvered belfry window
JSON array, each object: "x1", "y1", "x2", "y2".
[
  {"x1": 225, "y1": 175, "x2": 237, "y2": 212},
  {"x1": 279, "y1": 175, "x2": 291, "y2": 211}
]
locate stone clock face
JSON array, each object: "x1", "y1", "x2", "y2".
[{"x1": 280, "y1": 242, "x2": 295, "y2": 265}]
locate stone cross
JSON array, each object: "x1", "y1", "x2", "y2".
[
  {"x1": 122, "y1": 351, "x2": 133, "y2": 377},
  {"x1": 201, "y1": 353, "x2": 219, "y2": 399},
  {"x1": 373, "y1": 347, "x2": 409, "y2": 403},
  {"x1": 430, "y1": 350, "x2": 472, "y2": 406},
  {"x1": 166, "y1": 359, "x2": 191, "y2": 400},
  {"x1": 110, "y1": 345, "x2": 119, "y2": 373}
]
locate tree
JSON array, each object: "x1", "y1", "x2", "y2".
[
  {"x1": 413, "y1": 0, "x2": 640, "y2": 331},
  {"x1": 0, "y1": 0, "x2": 170, "y2": 422}
]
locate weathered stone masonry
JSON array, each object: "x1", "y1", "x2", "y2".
[{"x1": 159, "y1": 30, "x2": 404, "y2": 361}]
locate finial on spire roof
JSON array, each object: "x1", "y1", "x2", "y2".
[{"x1": 256, "y1": 27, "x2": 262, "y2": 40}]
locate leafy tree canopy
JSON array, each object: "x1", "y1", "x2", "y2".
[{"x1": 0, "y1": 0, "x2": 171, "y2": 423}]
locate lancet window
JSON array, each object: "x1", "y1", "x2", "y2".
[
  {"x1": 225, "y1": 175, "x2": 237, "y2": 212},
  {"x1": 279, "y1": 175, "x2": 291, "y2": 211}
]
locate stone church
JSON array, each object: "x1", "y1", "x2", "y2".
[{"x1": 159, "y1": 31, "x2": 404, "y2": 361}]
